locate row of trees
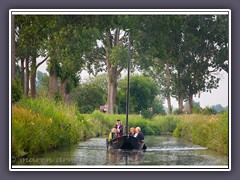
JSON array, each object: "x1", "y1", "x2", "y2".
[
  {"x1": 37, "y1": 71, "x2": 166, "y2": 115},
  {"x1": 11, "y1": 14, "x2": 228, "y2": 114}
]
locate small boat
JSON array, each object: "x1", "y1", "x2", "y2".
[{"x1": 106, "y1": 135, "x2": 145, "y2": 150}]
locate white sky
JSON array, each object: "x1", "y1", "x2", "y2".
[{"x1": 38, "y1": 59, "x2": 229, "y2": 109}]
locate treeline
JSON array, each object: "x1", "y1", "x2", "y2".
[{"x1": 12, "y1": 14, "x2": 228, "y2": 114}]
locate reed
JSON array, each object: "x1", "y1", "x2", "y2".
[
  {"x1": 12, "y1": 98, "x2": 98, "y2": 158},
  {"x1": 172, "y1": 112, "x2": 228, "y2": 155}
]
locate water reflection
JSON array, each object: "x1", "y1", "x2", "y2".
[
  {"x1": 13, "y1": 136, "x2": 228, "y2": 166},
  {"x1": 106, "y1": 149, "x2": 145, "y2": 165}
]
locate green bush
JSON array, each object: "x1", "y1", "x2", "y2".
[
  {"x1": 202, "y1": 107, "x2": 217, "y2": 115},
  {"x1": 12, "y1": 79, "x2": 23, "y2": 103},
  {"x1": 192, "y1": 107, "x2": 202, "y2": 114},
  {"x1": 141, "y1": 109, "x2": 155, "y2": 119},
  {"x1": 173, "y1": 108, "x2": 183, "y2": 115}
]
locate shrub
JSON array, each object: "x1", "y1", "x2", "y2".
[
  {"x1": 192, "y1": 107, "x2": 202, "y2": 114},
  {"x1": 173, "y1": 108, "x2": 183, "y2": 115},
  {"x1": 141, "y1": 109, "x2": 155, "y2": 119},
  {"x1": 202, "y1": 107, "x2": 217, "y2": 115}
]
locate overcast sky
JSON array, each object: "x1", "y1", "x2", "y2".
[{"x1": 38, "y1": 59, "x2": 229, "y2": 109}]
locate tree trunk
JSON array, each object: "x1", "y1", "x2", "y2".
[
  {"x1": 11, "y1": 15, "x2": 15, "y2": 82},
  {"x1": 49, "y1": 69, "x2": 58, "y2": 99},
  {"x1": 24, "y1": 56, "x2": 29, "y2": 97},
  {"x1": 167, "y1": 95, "x2": 172, "y2": 114},
  {"x1": 65, "y1": 93, "x2": 71, "y2": 105},
  {"x1": 30, "y1": 57, "x2": 37, "y2": 98},
  {"x1": 188, "y1": 93, "x2": 193, "y2": 114},
  {"x1": 60, "y1": 80, "x2": 71, "y2": 105},
  {"x1": 105, "y1": 29, "x2": 119, "y2": 114},
  {"x1": 60, "y1": 80, "x2": 67, "y2": 102},
  {"x1": 21, "y1": 59, "x2": 25, "y2": 92},
  {"x1": 165, "y1": 63, "x2": 172, "y2": 114},
  {"x1": 107, "y1": 68, "x2": 118, "y2": 114},
  {"x1": 178, "y1": 94, "x2": 184, "y2": 111}
]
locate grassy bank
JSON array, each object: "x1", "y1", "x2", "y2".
[
  {"x1": 12, "y1": 98, "x2": 228, "y2": 158},
  {"x1": 12, "y1": 98, "x2": 100, "y2": 158},
  {"x1": 173, "y1": 112, "x2": 228, "y2": 155}
]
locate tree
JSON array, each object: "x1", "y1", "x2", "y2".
[
  {"x1": 85, "y1": 15, "x2": 136, "y2": 114},
  {"x1": 133, "y1": 15, "x2": 184, "y2": 114},
  {"x1": 11, "y1": 15, "x2": 16, "y2": 82},
  {"x1": 152, "y1": 96, "x2": 167, "y2": 115},
  {"x1": 45, "y1": 16, "x2": 99, "y2": 104},
  {"x1": 174, "y1": 15, "x2": 229, "y2": 113},
  {"x1": 117, "y1": 75, "x2": 159, "y2": 114},
  {"x1": 15, "y1": 15, "x2": 51, "y2": 98},
  {"x1": 134, "y1": 15, "x2": 228, "y2": 114},
  {"x1": 212, "y1": 104, "x2": 226, "y2": 113},
  {"x1": 71, "y1": 74, "x2": 108, "y2": 113}
]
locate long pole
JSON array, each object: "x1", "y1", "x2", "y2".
[{"x1": 126, "y1": 33, "x2": 131, "y2": 134}]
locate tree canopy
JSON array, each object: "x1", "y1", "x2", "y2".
[{"x1": 13, "y1": 14, "x2": 229, "y2": 114}]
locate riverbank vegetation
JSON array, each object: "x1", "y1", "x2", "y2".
[
  {"x1": 173, "y1": 111, "x2": 228, "y2": 155},
  {"x1": 12, "y1": 98, "x2": 228, "y2": 158},
  {"x1": 12, "y1": 98, "x2": 98, "y2": 158}
]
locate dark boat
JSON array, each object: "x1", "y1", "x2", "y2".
[{"x1": 107, "y1": 135, "x2": 145, "y2": 150}]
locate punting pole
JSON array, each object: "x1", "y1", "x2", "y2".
[{"x1": 126, "y1": 32, "x2": 131, "y2": 134}]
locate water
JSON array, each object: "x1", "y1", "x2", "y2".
[{"x1": 14, "y1": 136, "x2": 228, "y2": 166}]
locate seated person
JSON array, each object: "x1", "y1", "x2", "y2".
[
  {"x1": 129, "y1": 127, "x2": 136, "y2": 136},
  {"x1": 134, "y1": 127, "x2": 144, "y2": 141},
  {"x1": 108, "y1": 128, "x2": 118, "y2": 141}
]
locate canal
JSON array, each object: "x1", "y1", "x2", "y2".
[{"x1": 14, "y1": 136, "x2": 228, "y2": 166}]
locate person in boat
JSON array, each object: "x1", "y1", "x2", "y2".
[
  {"x1": 114, "y1": 119, "x2": 123, "y2": 137},
  {"x1": 134, "y1": 127, "x2": 144, "y2": 141},
  {"x1": 129, "y1": 127, "x2": 136, "y2": 136},
  {"x1": 108, "y1": 128, "x2": 118, "y2": 141}
]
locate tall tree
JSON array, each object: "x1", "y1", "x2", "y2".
[
  {"x1": 46, "y1": 16, "x2": 99, "y2": 104},
  {"x1": 15, "y1": 15, "x2": 51, "y2": 98},
  {"x1": 85, "y1": 16, "x2": 134, "y2": 114},
  {"x1": 172, "y1": 15, "x2": 229, "y2": 113},
  {"x1": 117, "y1": 75, "x2": 158, "y2": 114},
  {"x1": 11, "y1": 15, "x2": 16, "y2": 82},
  {"x1": 134, "y1": 15, "x2": 228, "y2": 114},
  {"x1": 71, "y1": 74, "x2": 108, "y2": 113},
  {"x1": 133, "y1": 15, "x2": 183, "y2": 114}
]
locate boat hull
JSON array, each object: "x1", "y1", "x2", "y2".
[{"x1": 107, "y1": 135, "x2": 145, "y2": 150}]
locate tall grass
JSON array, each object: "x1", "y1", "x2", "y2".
[
  {"x1": 12, "y1": 98, "x2": 99, "y2": 158},
  {"x1": 88, "y1": 110, "x2": 181, "y2": 135},
  {"x1": 173, "y1": 112, "x2": 229, "y2": 155}
]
